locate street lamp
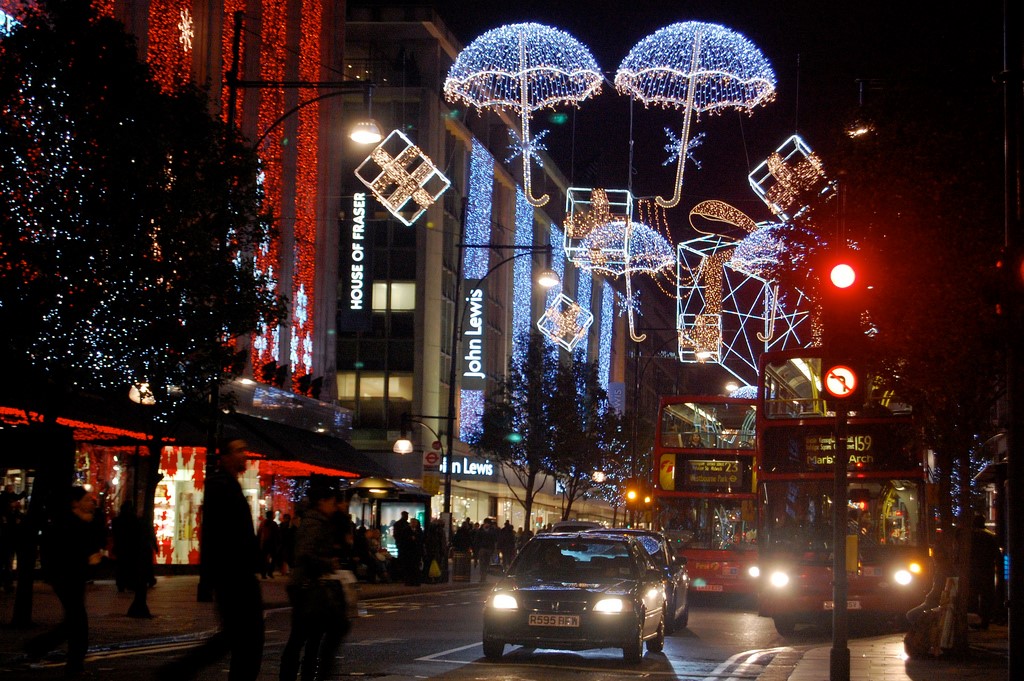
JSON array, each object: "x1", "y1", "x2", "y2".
[{"x1": 225, "y1": 11, "x2": 379, "y2": 142}]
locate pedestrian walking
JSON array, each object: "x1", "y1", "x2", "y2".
[
  {"x1": 405, "y1": 517, "x2": 424, "y2": 586},
  {"x1": 476, "y1": 518, "x2": 498, "y2": 582},
  {"x1": 24, "y1": 486, "x2": 103, "y2": 679},
  {"x1": 279, "y1": 483, "x2": 351, "y2": 681},
  {"x1": 258, "y1": 509, "x2": 281, "y2": 579},
  {"x1": 157, "y1": 439, "x2": 263, "y2": 681},
  {"x1": 392, "y1": 510, "x2": 413, "y2": 583},
  {"x1": 497, "y1": 519, "x2": 516, "y2": 569}
]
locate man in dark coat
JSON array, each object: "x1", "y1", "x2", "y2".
[
  {"x1": 158, "y1": 439, "x2": 264, "y2": 681},
  {"x1": 25, "y1": 486, "x2": 103, "y2": 679},
  {"x1": 969, "y1": 514, "x2": 1002, "y2": 629}
]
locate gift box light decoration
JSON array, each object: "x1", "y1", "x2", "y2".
[
  {"x1": 444, "y1": 22, "x2": 603, "y2": 207},
  {"x1": 563, "y1": 188, "x2": 675, "y2": 342},
  {"x1": 537, "y1": 293, "x2": 595, "y2": 351},
  {"x1": 616, "y1": 21, "x2": 776, "y2": 208},
  {"x1": 676, "y1": 201, "x2": 813, "y2": 385},
  {"x1": 354, "y1": 129, "x2": 451, "y2": 226},
  {"x1": 748, "y1": 134, "x2": 835, "y2": 221}
]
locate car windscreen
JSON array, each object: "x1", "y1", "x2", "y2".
[{"x1": 512, "y1": 539, "x2": 636, "y2": 581}]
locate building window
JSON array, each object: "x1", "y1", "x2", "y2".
[
  {"x1": 371, "y1": 282, "x2": 416, "y2": 311},
  {"x1": 336, "y1": 372, "x2": 414, "y2": 401}
]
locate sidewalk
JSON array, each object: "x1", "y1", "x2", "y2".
[
  {"x1": 0, "y1": 571, "x2": 486, "y2": 663},
  {"x1": 765, "y1": 624, "x2": 1008, "y2": 681}
]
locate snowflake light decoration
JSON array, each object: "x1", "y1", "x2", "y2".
[
  {"x1": 537, "y1": 293, "x2": 595, "y2": 351},
  {"x1": 506, "y1": 127, "x2": 548, "y2": 167},
  {"x1": 748, "y1": 134, "x2": 835, "y2": 221},
  {"x1": 663, "y1": 128, "x2": 705, "y2": 169},
  {"x1": 354, "y1": 129, "x2": 451, "y2": 226},
  {"x1": 616, "y1": 21, "x2": 776, "y2": 208},
  {"x1": 444, "y1": 22, "x2": 603, "y2": 206}
]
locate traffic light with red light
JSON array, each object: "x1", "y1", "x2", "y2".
[{"x1": 819, "y1": 253, "x2": 869, "y2": 399}]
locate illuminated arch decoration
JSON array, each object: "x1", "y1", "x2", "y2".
[
  {"x1": 354, "y1": 129, "x2": 451, "y2": 226},
  {"x1": 616, "y1": 21, "x2": 776, "y2": 208},
  {"x1": 748, "y1": 135, "x2": 835, "y2": 221},
  {"x1": 537, "y1": 293, "x2": 595, "y2": 351},
  {"x1": 676, "y1": 201, "x2": 813, "y2": 384},
  {"x1": 444, "y1": 22, "x2": 603, "y2": 206}
]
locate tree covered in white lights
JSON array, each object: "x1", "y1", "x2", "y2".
[
  {"x1": 468, "y1": 334, "x2": 556, "y2": 527},
  {"x1": 0, "y1": 0, "x2": 284, "y2": 622}
]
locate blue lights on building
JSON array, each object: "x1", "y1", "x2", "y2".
[
  {"x1": 511, "y1": 187, "x2": 534, "y2": 365},
  {"x1": 599, "y1": 281, "x2": 614, "y2": 389}
]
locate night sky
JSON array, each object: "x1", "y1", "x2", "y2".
[{"x1": 406, "y1": 1, "x2": 1003, "y2": 223}]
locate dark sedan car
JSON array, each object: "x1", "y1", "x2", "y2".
[
  {"x1": 482, "y1": 533, "x2": 667, "y2": 662},
  {"x1": 587, "y1": 528, "x2": 690, "y2": 632}
]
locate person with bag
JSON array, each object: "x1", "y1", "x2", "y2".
[{"x1": 279, "y1": 482, "x2": 350, "y2": 681}]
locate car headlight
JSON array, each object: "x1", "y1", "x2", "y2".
[
  {"x1": 491, "y1": 593, "x2": 519, "y2": 609},
  {"x1": 769, "y1": 570, "x2": 790, "y2": 588},
  {"x1": 593, "y1": 597, "x2": 625, "y2": 613},
  {"x1": 893, "y1": 569, "x2": 913, "y2": 586},
  {"x1": 748, "y1": 565, "x2": 760, "y2": 578}
]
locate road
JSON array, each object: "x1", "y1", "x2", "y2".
[{"x1": 15, "y1": 592, "x2": 832, "y2": 680}]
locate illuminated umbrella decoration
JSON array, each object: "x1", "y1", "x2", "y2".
[
  {"x1": 444, "y1": 22, "x2": 603, "y2": 207},
  {"x1": 615, "y1": 21, "x2": 776, "y2": 208}
]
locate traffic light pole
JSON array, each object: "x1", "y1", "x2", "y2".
[{"x1": 830, "y1": 407, "x2": 850, "y2": 681}]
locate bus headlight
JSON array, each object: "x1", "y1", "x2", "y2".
[
  {"x1": 491, "y1": 593, "x2": 519, "y2": 609},
  {"x1": 748, "y1": 565, "x2": 760, "y2": 579},
  {"x1": 893, "y1": 569, "x2": 913, "y2": 586},
  {"x1": 908, "y1": 562, "x2": 923, "y2": 574},
  {"x1": 769, "y1": 570, "x2": 790, "y2": 588}
]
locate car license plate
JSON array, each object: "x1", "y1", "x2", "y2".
[
  {"x1": 695, "y1": 584, "x2": 723, "y2": 592},
  {"x1": 823, "y1": 601, "x2": 861, "y2": 610},
  {"x1": 528, "y1": 614, "x2": 580, "y2": 627}
]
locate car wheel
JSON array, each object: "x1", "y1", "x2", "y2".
[
  {"x1": 622, "y1": 624, "x2": 644, "y2": 662},
  {"x1": 773, "y1": 615, "x2": 797, "y2": 636},
  {"x1": 677, "y1": 595, "x2": 690, "y2": 629},
  {"x1": 646, "y1": 616, "x2": 665, "y2": 653},
  {"x1": 482, "y1": 638, "x2": 504, "y2": 659}
]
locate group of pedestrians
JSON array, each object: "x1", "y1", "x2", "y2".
[
  {"x1": 450, "y1": 517, "x2": 531, "y2": 581},
  {"x1": 257, "y1": 510, "x2": 296, "y2": 579}
]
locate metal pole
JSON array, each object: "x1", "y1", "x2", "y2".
[
  {"x1": 1003, "y1": 2, "x2": 1024, "y2": 677},
  {"x1": 444, "y1": 197, "x2": 468, "y2": 521},
  {"x1": 830, "y1": 408, "x2": 850, "y2": 681}
]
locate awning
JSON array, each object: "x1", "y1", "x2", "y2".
[{"x1": 223, "y1": 412, "x2": 388, "y2": 479}]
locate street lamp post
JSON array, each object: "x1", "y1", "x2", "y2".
[{"x1": 440, "y1": 225, "x2": 558, "y2": 522}]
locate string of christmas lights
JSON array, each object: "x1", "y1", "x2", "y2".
[{"x1": 537, "y1": 293, "x2": 594, "y2": 352}]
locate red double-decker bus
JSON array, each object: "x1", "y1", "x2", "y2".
[
  {"x1": 756, "y1": 350, "x2": 932, "y2": 634},
  {"x1": 652, "y1": 395, "x2": 760, "y2": 595}
]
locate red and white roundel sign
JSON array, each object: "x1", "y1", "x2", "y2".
[{"x1": 824, "y1": 365, "x2": 857, "y2": 399}]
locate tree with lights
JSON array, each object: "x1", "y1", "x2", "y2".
[
  {"x1": 0, "y1": 0, "x2": 284, "y2": 624},
  {"x1": 468, "y1": 334, "x2": 557, "y2": 529},
  {"x1": 547, "y1": 353, "x2": 627, "y2": 521}
]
